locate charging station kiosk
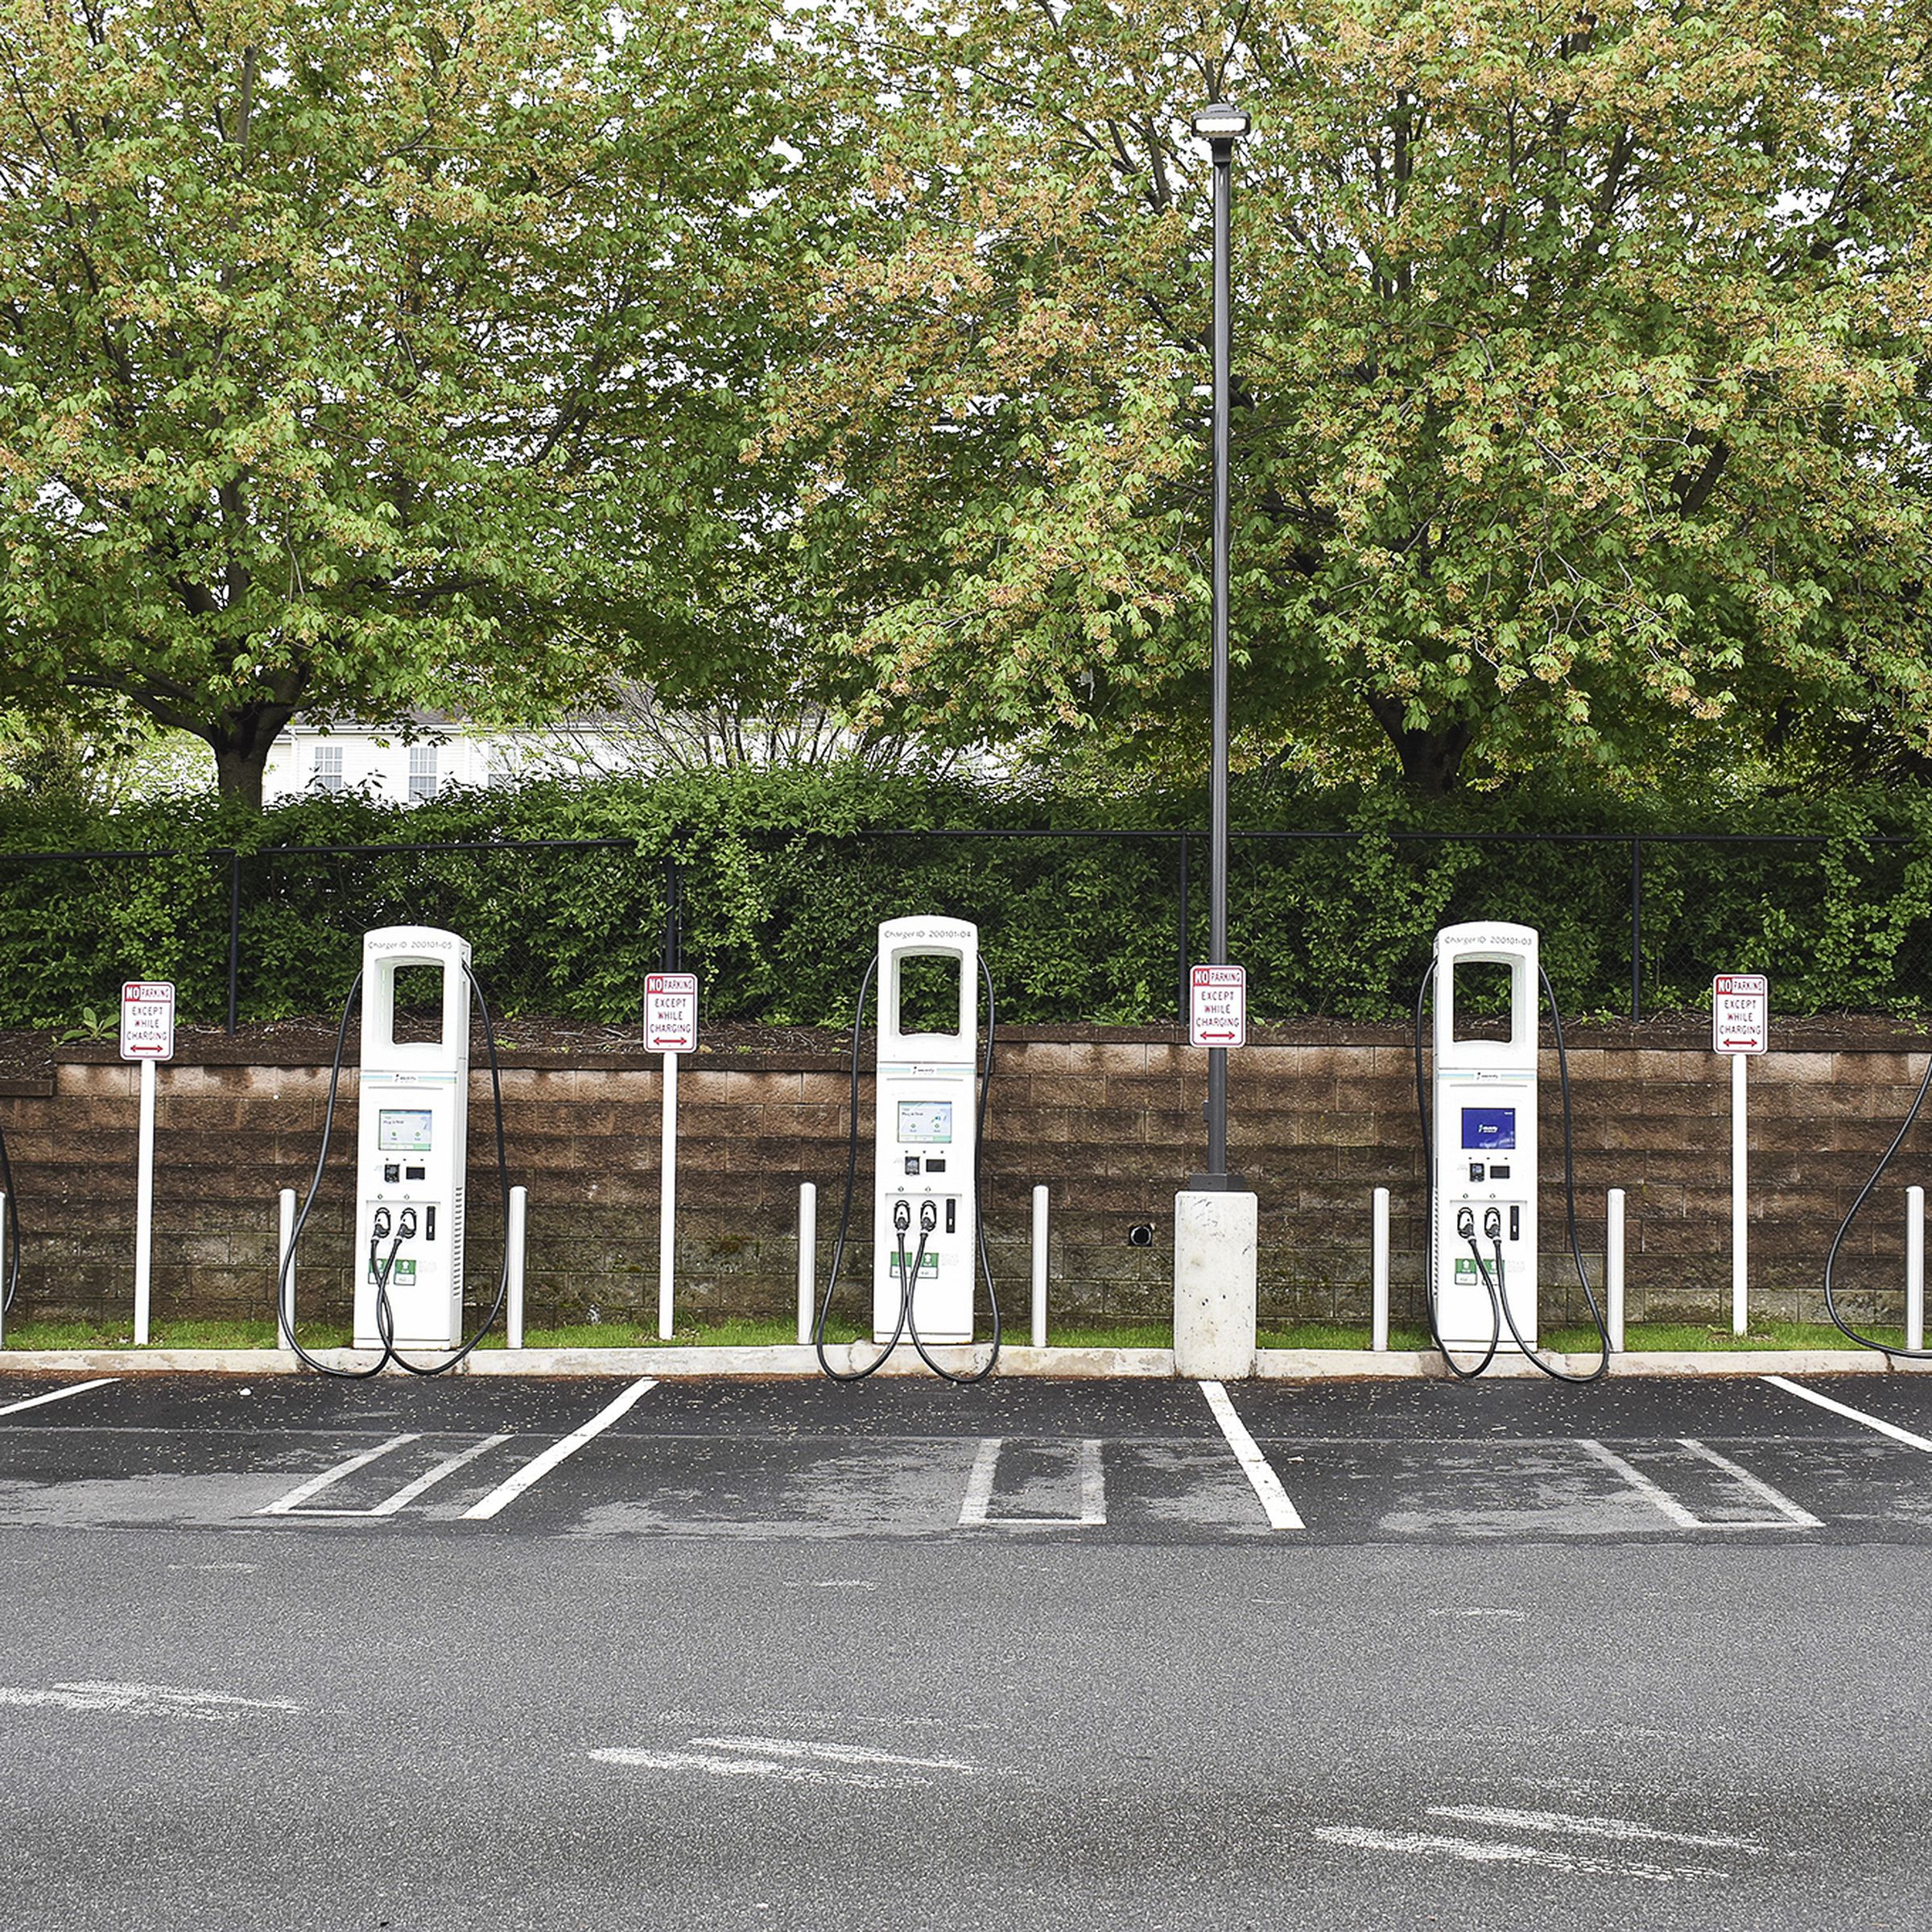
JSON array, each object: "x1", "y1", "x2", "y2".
[
  {"x1": 872, "y1": 916, "x2": 978, "y2": 1345},
  {"x1": 353, "y1": 926, "x2": 469, "y2": 1352},
  {"x1": 1430, "y1": 922, "x2": 1539, "y2": 1351}
]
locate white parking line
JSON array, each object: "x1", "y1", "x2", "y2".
[
  {"x1": 256, "y1": 1435, "x2": 420, "y2": 1516},
  {"x1": 589, "y1": 1748, "x2": 920, "y2": 1789},
  {"x1": 0, "y1": 1378, "x2": 119, "y2": 1419},
  {"x1": 691, "y1": 1736, "x2": 979, "y2": 1772},
  {"x1": 1678, "y1": 1439, "x2": 1823, "y2": 1528},
  {"x1": 1313, "y1": 1823, "x2": 1731, "y2": 1883},
  {"x1": 1428, "y1": 1805, "x2": 1763, "y2": 1852},
  {"x1": 0, "y1": 1682, "x2": 307, "y2": 1720},
  {"x1": 956, "y1": 1438, "x2": 1106, "y2": 1527},
  {"x1": 1577, "y1": 1438, "x2": 1818, "y2": 1531},
  {"x1": 1200, "y1": 1381, "x2": 1304, "y2": 1530},
  {"x1": 957, "y1": 1437, "x2": 1001, "y2": 1525},
  {"x1": 1577, "y1": 1439, "x2": 1700, "y2": 1527},
  {"x1": 1762, "y1": 1374, "x2": 1932, "y2": 1451},
  {"x1": 461, "y1": 1377, "x2": 657, "y2": 1521},
  {"x1": 278, "y1": 1434, "x2": 515, "y2": 1519}
]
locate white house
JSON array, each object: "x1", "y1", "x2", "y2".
[{"x1": 262, "y1": 711, "x2": 633, "y2": 806}]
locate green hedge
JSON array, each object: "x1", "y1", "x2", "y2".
[{"x1": 1, "y1": 772, "x2": 1929, "y2": 1029}]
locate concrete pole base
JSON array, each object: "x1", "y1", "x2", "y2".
[{"x1": 1174, "y1": 1189, "x2": 1258, "y2": 1380}]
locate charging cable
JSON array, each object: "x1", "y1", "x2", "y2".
[
  {"x1": 1821, "y1": 1044, "x2": 1932, "y2": 1360},
  {"x1": 0, "y1": 1117, "x2": 20, "y2": 1322},
  {"x1": 277, "y1": 961, "x2": 514, "y2": 1379}
]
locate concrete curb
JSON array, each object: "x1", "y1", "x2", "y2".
[{"x1": 0, "y1": 1344, "x2": 1926, "y2": 1379}]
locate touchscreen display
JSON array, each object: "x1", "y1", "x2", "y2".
[
  {"x1": 1461, "y1": 1106, "x2": 1516, "y2": 1151},
  {"x1": 898, "y1": 1100, "x2": 953, "y2": 1144},
  {"x1": 378, "y1": 1108, "x2": 434, "y2": 1154}
]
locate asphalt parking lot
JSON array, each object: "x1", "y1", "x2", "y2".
[{"x1": 2, "y1": 1368, "x2": 1930, "y2": 1929}]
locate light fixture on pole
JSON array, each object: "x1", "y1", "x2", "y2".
[{"x1": 1188, "y1": 101, "x2": 1248, "y2": 1192}]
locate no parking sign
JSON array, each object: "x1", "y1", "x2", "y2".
[{"x1": 119, "y1": 981, "x2": 175, "y2": 1060}]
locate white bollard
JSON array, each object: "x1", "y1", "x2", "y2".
[
  {"x1": 1908, "y1": 1186, "x2": 1925, "y2": 1354},
  {"x1": 1030, "y1": 1185, "x2": 1049, "y2": 1350},
  {"x1": 1607, "y1": 1187, "x2": 1626, "y2": 1354},
  {"x1": 797, "y1": 1182, "x2": 817, "y2": 1346},
  {"x1": 1174, "y1": 1189, "x2": 1258, "y2": 1380},
  {"x1": 1371, "y1": 1187, "x2": 1390, "y2": 1352},
  {"x1": 276, "y1": 1187, "x2": 296, "y2": 1354},
  {"x1": 506, "y1": 1185, "x2": 528, "y2": 1351}
]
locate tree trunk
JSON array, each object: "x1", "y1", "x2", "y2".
[
  {"x1": 1362, "y1": 694, "x2": 1476, "y2": 796},
  {"x1": 203, "y1": 702, "x2": 301, "y2": 812}
]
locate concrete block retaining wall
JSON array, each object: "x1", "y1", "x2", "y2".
[{"x1": 0, "y1": 1029, "x2": 1922, "y2": 1331}]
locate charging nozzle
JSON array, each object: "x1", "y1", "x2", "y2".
[
  {"x1": 1483, "y1": 1207, "x2": 1502, "y2": 1241},
  {"x1": 372, "y1": 1208, "x2": 393, "y2": 1239},
  {"x1": 1455, "y1": 1207, "x2": 1476, "y2": 1240},
  {"x1": 919, "y1": 1199, "x2": 939, "y2": 1235},
  {"x1": 893, "y1": 1199, "x2": 912, "y2": 1235},
  {"x1": 398, "y1": 1208, "x2": 419, "y2": 1239}
]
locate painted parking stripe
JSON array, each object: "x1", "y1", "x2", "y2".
[
  {"x1": 1577, "y1": 1439, "x2": 1701, "y2": 1527},
  {"x1": 1312, "y1": 1824, "x2": 1731, "y2": 1883},
  {"x1": 1677, "y1": 1438, "x2": 1823, "y2": 1528},
  {"x1": 461, "y1": 1377, "x2": 657, "y2": 1521},
  {"x1": 957, "y1": 1438, "x2": 1106, "y2": 1526},
  {"x1": 1762, "y1": 1374, "x2": 1932, "y2": 1451},
  {"x1": 1577, "y1": 1438, "x2": 1818, "y2": 1531},
  {"x1": 0, "y1": 1378, "x2": 119, "y2": 1419},
  {"x1": 284, "y1": 1434, "x2": 515, "y2": 1519},
  {"x1": 691, "y1": 1736, "x2": 979, "y2": 1773},
  {"x1": 256, "y1": 1435, "x2": 421, "y2": 1516},
  {"x1": 1200, "y1": 1381, "x2": 1304, "y2": 1530},
  {"x1": 1428, "y1": 1805, "x2": 1763, "y2": 1853}
]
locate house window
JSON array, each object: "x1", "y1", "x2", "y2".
[
  {"x1": 311, "y1": 745, "x2": 344, "y2": 794},
  {"x1": 407, "y1": 745, "x2": 438, "y2": 804}
]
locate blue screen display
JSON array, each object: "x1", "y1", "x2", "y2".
[{"x1": 1461, "y1": 1106, "x2": 1516, "y2": 1151}]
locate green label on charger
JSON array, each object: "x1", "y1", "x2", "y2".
[
  {"x1": 1453, "y1": 1257, "x2": 1503, "y2": 1288},
  {"x1": 886, "y1": 1248, "x2": 939, "y2": 1278},
  {"x1": 369, "y1": 1257, "x2": 417, "y2": 1284}
]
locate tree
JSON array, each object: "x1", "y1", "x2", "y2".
[
  {"x1": 0, "y1": 0, "x2": 797, "y2": 807},
  {"x1": 771, "y1": 0, "x2": 1932, "y2": 795}
]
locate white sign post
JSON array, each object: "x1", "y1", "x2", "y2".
[
  {"x1": 1713, "y1": 973, "x2": 1769, "y2": 1337},
  {"x1": 121, "y1": 981, "x2": 175, "y2": 1347},
  {"x1": 646, "y1": 973, "x2": 699, "y2": 1340},
  {"x1": 1189, "y1": 964, "x2": 1248, "y2": 1049}
]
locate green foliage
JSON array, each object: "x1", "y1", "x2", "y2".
[
  {"x1": 0, "y1": 0, "x2": 800, "y2": 805},
  {"x1": 778, "y1": 0, "x2": 1932, "y2": 795},
  {"x1": 2, "y1": 770, "x2": 1932, "y2": 1028}
]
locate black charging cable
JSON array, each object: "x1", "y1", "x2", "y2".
[
  {"x1": 904, "y1": 956, "x2": 1001, "y2": 1385},
  {"x1": 813, "y1": 950, "x2": 1002, "y2": 1383},
  {"x1": 0, "y1": 1117, "x2": 20, "y2": 1320},
  {"x1": 1821, "y1": 1042, "x2": 1932, "y2": 1360},
  {"x1": 277, "y1": 961, "x2": 514, "y2": 1379}
]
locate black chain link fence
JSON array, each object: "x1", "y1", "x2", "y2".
[{"x1": 1, "y1": 829, "x2": 1926, "y2": 1031}]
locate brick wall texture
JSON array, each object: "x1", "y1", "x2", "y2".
[{"x1": 1, "y1": 1030, "x2": 1926, "y2": 1333}]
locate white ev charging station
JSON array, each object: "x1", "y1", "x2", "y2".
[
  {"x1": 1430, "y1": 921, "x2": 1540, "y2": 1352},
  {"x1": 353, "y1": 925, "x2": 470, "y2": 1352},
  {"x1": 871, "y1": 915, "x2": 979, "y2": 1345}
]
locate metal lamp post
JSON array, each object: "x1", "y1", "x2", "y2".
[{"x1": 1190, "y1": 101, "x2": 1249, "y2": 1191}]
